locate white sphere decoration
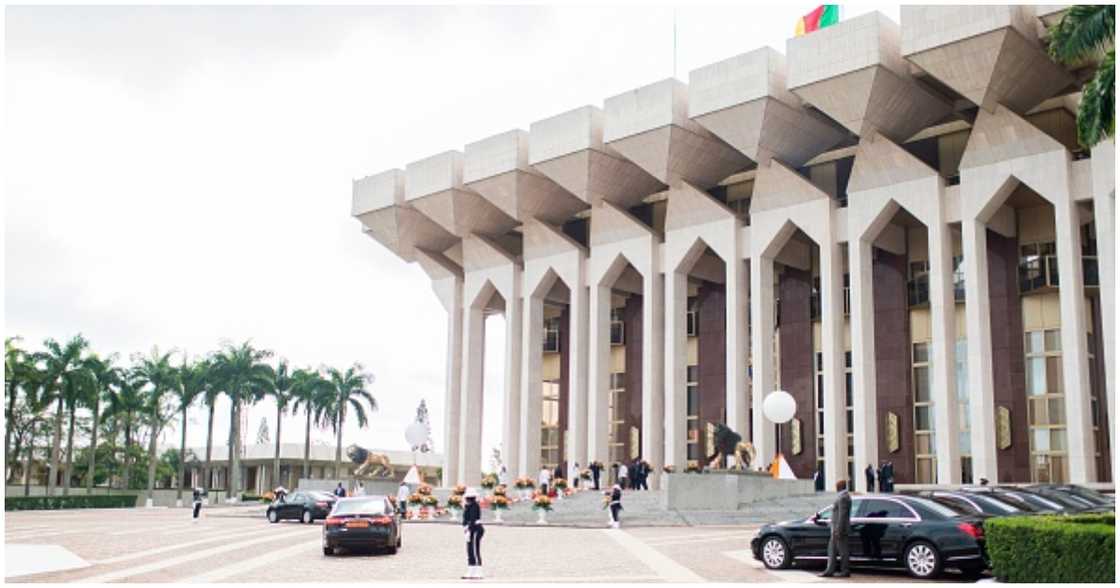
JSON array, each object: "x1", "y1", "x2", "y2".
[
  {"x1": 763, "y1": 390, "x2": 797, "y2": 424},
  {"x1": 405, "y1": 422, "x2": 428, "y2": 447}
]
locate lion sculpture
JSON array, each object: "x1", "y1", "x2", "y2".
[
  {"x1": 706, "y1": 423, "x2": 757, "y2": 471},
  {"x1": 346, "y1": 444, "x2": 393, "y2": 478}
]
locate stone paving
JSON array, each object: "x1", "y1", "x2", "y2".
[{"x1": 5, "y1": 504, "x2": 983, "y2": 583}]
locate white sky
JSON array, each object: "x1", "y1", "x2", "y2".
[{"x1": 5, "y1": 3, "x2": 900, "y2": 462}]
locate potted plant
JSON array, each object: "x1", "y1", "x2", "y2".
[
  {"x1": 514, "y1": 477, "x2": 534, "y2": 500},
  {"x1": 532, "y1": 493, "x2": 553, "y2": 524},
  {"x1": 451, "y1": 484, "x2": 467, "y2": 496},
  {"x1": 422, "y1": 494, "x2": 439, "y2": 519},
  {"x1": 446, "y1": 493, "x2": 463, "y2": 522},
  {"x1": 407, "y1": 492, "x2": 424, "y2": 519},
  {"x1": 480, "y1": 473, "x2": 499, "y2": 497},
  {"x1": 490, "y1": 494, "x2": 511, "y2": 523}
]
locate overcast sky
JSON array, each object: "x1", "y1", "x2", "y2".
[{"x1": 5, "y1": 4, "x2": 899, "y2": 465}]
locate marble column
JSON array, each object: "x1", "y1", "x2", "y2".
[
  {"x1": 962, "y1": 218, "x2": 999, "y2": 482},
  {"x1": 848, "y1": 238, "x2": 878, "y2": 491},
  {"x1": 749, "y1": 255, "x2": 776, "y2": 462},
  {"x1": 664, "y1": 270, "x2": 689, "y2": 469},
  {"x1": 519, "y1": 295, "x2": 544, "y2": 478}
]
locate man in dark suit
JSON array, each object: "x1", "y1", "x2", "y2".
[
  {"x1": 820, "y1": 480, "x2": 851, "y2": 578},
  {"x1": 864, "y1": 464, "x2": 876, "y2": 493},
  {"x1": 589, "y1": 461, "x2": 602, "y2": 490}
]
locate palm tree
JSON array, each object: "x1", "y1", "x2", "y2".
[
  {"x1": 84, "y1": 354, "x2": 121, "y2": 492},
  {"x1": 131, "y1": 348, "x2": 179, "y2": 506},
  {"x1": 209, "y1": 341, "x2": 273, "y2": 500},
  {"x1": 18, "y1": 370, "x2": 51, "y2": 496},
  {"x1": 34, "y1": 335, "x2": 92, "y2": 496},
  {"x1": 6, "y1": 337, "x2": 30, "y2": 483},
  {"x1": 320, "y1": 364, "x2": 378, "y2": 479},
  {"x1": 268, "y1": 360, "x2": 296, "y2": 490},
  {"x1": 291, "y1": 368, "x2": 329, "y2": 481},
  {"x1": 174, "y1": 356, "x2": 208, "y2": 505},
  {"x1": 104, "y1": 378, "x2": 144, "y2": 490},
  {"x1": 201, "y1": 375, "x2": 222, "y2": 497},
  {"x1": 1049, "y1": 5, "x2": 1115, "y2": 147}
]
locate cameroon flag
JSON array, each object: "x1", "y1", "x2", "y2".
[{"x1": 795, "y1": 5, "x2": 840, "y2": 36}]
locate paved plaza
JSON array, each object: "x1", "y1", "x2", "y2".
[{"x1": 4, "y1": 506, "x2": 981, "y2": 583}]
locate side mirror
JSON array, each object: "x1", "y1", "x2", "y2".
[{"x1": 812, "y1": 514, "x2": 827, "y2": 526}]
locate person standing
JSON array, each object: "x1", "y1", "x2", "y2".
[
  {"x1": 334, "y1": 482, "x2": 347, "y2": 498},
  {"x1": 883, "y1": 461, "x2": 895, "y2": 492},
  {"x1": 461, "y1": 487, "x2": 485, "y2": 580},
  {"x1": 820, "y1": 480, "x2": 851, "y2": 578},
  {"x1": 498, "y1": 465, "x2": 509, "y2": 488},
  {"x1": 618, "y1": 462, "x2": 629, "y2": 490},
  {"x1": 607, "y1": 483, "x2": 623, "y2": 528},
  {"x1": 354, "y1": 482, "x2": 366, "y2": 497},
  {"x1": 396, "y1": 481, "x2": 410, "y2": 517},
  {"x1": 864, "y1": 464, "x2": 875, "y2": 493},
  {"x1": 877, "y1": 462, "x2": 887, "y2": 492},
  {"x1": 569, "y1": 461, "x2": 581, "y2": 489},
  {"x1": 590, "y1": 461, "x2": 602, "y2": 490},
  {"x1": 638, "y1": 460, "x2": 650, "y2": 490},
  {"x1": 538, "y1": 466, "x2": 551, "y2": 495},
  {"x1": 191, "y1": 487, "x2": 205, "y2": 523}
]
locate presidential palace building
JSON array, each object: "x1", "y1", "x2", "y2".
[{"x1": 352, "y1": 6, "x2": 1116, "y2": 491}]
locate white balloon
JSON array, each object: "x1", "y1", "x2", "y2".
[
  {"x1": 405, "y1": 422, "x2": 428, "y2": 447},
  {"x1": 763, "y1": 390, "x2": 797, "y2": 424}
]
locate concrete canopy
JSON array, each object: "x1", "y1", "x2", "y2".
[
  {"x1": 352, "y1": 169, "x2": 457, "y2": 262},
  {"x1": 787, "y1": 12, "x2": 952, "y2": 143},
  {"x1": 901, "y1": 6, "x2": 1073, "y2": 114},
  {"x1": 405, "y1": 150, "x2": 518, "y2": 238},
  {"x1": 688, "y1": 47, "x2": 845, "y2": 167},
  {"x1": 604, "y1": 78, "x2": 751, "y2": 188},
  {"x1": 464, "y1": 129, "x2": 587, "y2": 224},
  {"x1": 529, "y1": 105, "x2": 665, "y2": 209}
]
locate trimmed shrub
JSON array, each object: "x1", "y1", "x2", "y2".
[
  {"x1": 5, "y1": 494, "x2": 138, "y2": 511},
  {"x1": 987, "y1": 513, "x2": 1115, "y2": 583}
]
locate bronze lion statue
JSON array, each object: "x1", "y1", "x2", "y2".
[
  {"x1": 706, "y1": 423, "x2": 757, "y2": 471},
  {"x1": 346, "y1": 444, "x2": 393, "y2": 478}
]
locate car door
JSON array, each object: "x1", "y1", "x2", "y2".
[
  {"x1": 798, "y1": 504, "x2": 839, "y2": 558},
  {"x1": 283, "y1": 493, "x2": 305, "y2": 519},
  {"x1": 851, "y1": 498, "x2": 916, "y2": 562}
]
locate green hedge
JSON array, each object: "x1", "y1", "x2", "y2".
[
  {"x1": 987, "y1": 513, "x2": 1115, "y2": 583},
  {"x1": 5, "y1": 494, "x2": 138, "y2": 511}
]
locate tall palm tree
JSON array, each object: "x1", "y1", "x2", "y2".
[
  {"x1": 131, "y1": 348, "x2": 179, "y2": 507},
  {"x1": 209, "y1": 341, "x2": 273, "y2": 500},
  {"x1": 84, "y1": 354, "x2": 121, "y2": 492},
  {"x1": 201, "y1": 375, "x2": 222, "y2": 497},
  {"x1": 175, "y1": 357, "x2": 208, "y2": 505},
  {"x1": 320, "y1": 364, "x2": 378, "y2": 479},
  {"x1": 34, "y1": 335, "x2": 92, "y2": 496},
  {"x1": 291, "y1": 368, "x2": 329, "y2": 481},
  {"x1": 104, "y1": 378, "x2": 144, "y2": 490},
  {"x1": 61, "y1": 358, "x2": 97, "y2": 496},
  {"x1": 268, "y1": 360, "x2": 295, "y2": 489},
  {"x1": 1049, "y1": 5, "x2": 1115, "y2": 146},
  {"x1": 19, "y1": 370, "x2": 51, "y2": 497},
  {"x1": 5, "y1": 337, "x2": 30, "y2": 483}
]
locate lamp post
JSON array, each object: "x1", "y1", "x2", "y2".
[{"x1": 763, "y1": 390, "x2": 797, "y2": 462}]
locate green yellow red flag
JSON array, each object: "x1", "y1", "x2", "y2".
[{"x1": 795, "y1": 5, "x2": 840, "y2": 36}]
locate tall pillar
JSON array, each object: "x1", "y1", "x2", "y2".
[
  {"x1": 726, "y1": 257, "x2": 750, "y2": 439},
  {"x1": 503, "y1": 286, "x2": 523, "y2": 479},
  {"x1": 437, "y1": 277, "x2": 464, "y2": 488},
  {"x1": 962, "y1": 218, "x2": 999, "y2": 482},
  {"x1": 587, "y1": 283, "x2": 612, "y2": 467},
  {"x1": 750, "y1": 255, "x2": 776, "y2": 461},
  {"x1": 929, "y1": 218, "x2": 961, "y2": 483},
  {"x1": 458, "y1": 304, "x2": 486, "y2": 486},
  {"x1": 848, "y1": 238, "x2": 878, "y2": 492},
  {"x1": 1091, "y1": 140, "x2": 1116, "y2": 447},
  {"x1": 1054, "y1": 184, "x2": 1097, "y2": 483},
  {"x1": 643, "y1": 266, "x2": 665, "y2": 484},
  {"x1": 567, "y1": 278, "x2": 589, "y2": 468},
  {"x1": 664, "y1": 270, "x2": 689, "y2": 468},
  {"x1": 519, "y1": 295, "x2": 544, "y2": 478},
  {"x1": 820, "y1": 237, "x2": 847, "y2": 488}
]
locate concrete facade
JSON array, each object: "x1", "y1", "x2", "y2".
[{"x1": 353, "y1": 7, "x2": 1114, "y2": 489}]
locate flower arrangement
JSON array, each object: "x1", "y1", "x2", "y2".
[
  {"x1": 408, "y1": 493, "x2": 424, "y2": 506},
  {"x1": 553, "y1": 478, "x2": 568, "y2": 490},
  {"x1": 451, "y1": 484, "x2": 467, "y2": 496},
  {"x1": 417, "y1": 483, "x2": 433, "y2": 496},
  {"x1": 514, "y1": 476, "x2": 535, "y2": 490},
  {"x1": 490, "y1": 495, "x2": 511, "y2": 510},
  {"x1": 532, "y1": 493, "x2": 553, "y2": 511},
  {"x1": 480, "y1": 473, "x2": 499, "y2": 490},
  {"x1": 580, "y1": 469, "x2": 592, "y2": 480},
  {"x1": 423, "y1": 494, "x2": 439, "y2": 508},
  {"x1": 685, "y1": 464, "x2": 702, "y2": 473},
  {"x1": 492, "y1": 484, "x2": 509, "y2": 498},
  {"x1": 446, "y1": 494, "x2": 463, "y2": 510},
  {"x1": 663, "y1": 465, "x2": 676, "y2": 474}
]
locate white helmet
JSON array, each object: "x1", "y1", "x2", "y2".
[{"x1": 464, "y1": 487, "x2": 479, "y2": 499}]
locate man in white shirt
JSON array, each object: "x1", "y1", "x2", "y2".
[
  {"x1": 396, "y1": 481, "x2": 410, "y2": 516},
  {"x1": 538, "y1": 467, "x2": 551, "y2": 495},
  {"x1": 618, "y1": 463, "x2": 629, "y2": 489}
]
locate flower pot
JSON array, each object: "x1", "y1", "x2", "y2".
[
  {"x1": 449, "y1": 509, "x2": 460, "y2": 522},
  {"x1": 493, "y1": 510, "x2": 503, "y2": 523},
  {"x1": 537, "y1": 510, "x2": 548, "y2": 525}
]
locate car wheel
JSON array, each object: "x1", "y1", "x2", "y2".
[
  {"x1": 302, "y1": 510, "x2": 313, "y2": 524},
  {"x1": 760, "y1": 536, "x2": 792, "y2": 570},
  {"x1": 267, "y1": 510, "x2": 278, "y2": 523},
  {"x1": 322, "y1": 546, "x2": 333, "y2": 556},
  {"x1": 904, "y1": 541, "x2": 943, "y2": 579}
]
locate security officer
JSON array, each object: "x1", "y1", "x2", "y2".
[
  {"x1": 461, "y1": 487, "x2": 485, "y2": 580},
  {"x1": 820, "y1": 480, "x2": 851, "y2": 578},
  {"x1": 607, "y1": 483, "x2": 623, "y2": 529},
  {"x1": 191, "y1": 487, "x2": 206, "y2": 523}
]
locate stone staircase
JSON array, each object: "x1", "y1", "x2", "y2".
[{"x1": 453, "y1": 488, "x2": 837, "y2": 528}]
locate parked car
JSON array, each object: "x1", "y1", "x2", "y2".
[
  {"x1": 1025, "y1": 485, "x2": 1114, "y2": 512},
  {"x1": 750, "y1": 494, "x2": 987, "y2": 579},
  {"x1": 908, "y1": 490, "x2": 1026, "y2": 517},
  {"x1": 266, "y1": 490, "x2": 337, "y2": 524},
  {"x1": 960, "y1": 487, "x2": 1067, "y2": 513},
  {"x1": 1040, "y1": 484, "x2": 1115, "y2": 507},
  {"x1": 322, "y1": 496, "x2": 402, "y2": 555}
]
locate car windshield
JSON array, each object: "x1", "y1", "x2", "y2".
[
  {"x1": 1061, "y1": 486, "x2": 1114, "y2": 505},
  {"x1": 903, "y1": 496, "x2": 961, "y2": 519},
  {"x1": 333, "y1": 498, "x2": 388, "y2": 515},
  {"x1": 971, "y1": 494, "x2": 1020, "y2": 514},
  {"x1": 1006, "y1": 491, "x2": 1063, "y2": 511},
  {"x1": 309, "y1": 492, "x2": 335, "y2": 501}
]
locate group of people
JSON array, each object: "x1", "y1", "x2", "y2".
[
  {"x1": 863, "y1": 462, "x2": 895, "y2": 493},
  {"x1": 612, "y1": 458, "x2": 651, "y2": 491}
]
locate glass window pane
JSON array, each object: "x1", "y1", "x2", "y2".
[
  {"x1": 687, "y1": 386, "x2": 698, "y2": 416},
  {"x1": 1027, "y1": 358, "x2": 1046, "y2": 396},
  {"x1": 1047, "y1": 399, "x2": 1065, "y2": 426},
  {"x1": 1027, "y1": 331, "x2": 1044, "y2": 354},
  {"x1": 1044, "y1": 330, "x2": 1061, "y2": 352},
  {"x1": 916, "y1": 432, "x2": 932, "y2": 454},
  {"x1": 916, "y1": 407, "x2": 932, "y2": 431},
  {"x1": 1033, "y1": 428, "x2": 1050, "y2": 452},
  {"x1": 914, "y1": 367, "x2": 931, "y2": 402},
  {"x1": 913, "y1": 343, "x2": 930, "y2": 363},
  {"x1": 1050, "y1": 429, "x2": 1066, "y2": 451},
  {"x1": 916, "y1": 458, "x2": 935, "y2": 484}
]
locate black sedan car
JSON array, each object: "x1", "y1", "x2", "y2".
[
  {"x1": 909, "y1": 490, "x2": 1027, "y2": 517},
  {"x1": 960, "y1": 486, "x2": 1069, "y2": 513},
  {"x1": 1040, "y1": 484, "x2": 1115, "y2": 507},
  {"x1": 750, "y1": 494, "x2": 987, "y2": 579},
  {"x1": 267, "y1": 491, "x2": 337, "y2": 524},
  {"x1": 322, "y1": 496, "x2": 402, "y2": 555},
  {"x1": 1023, "y1": 485, "x2": 1113, "y2": 512}
]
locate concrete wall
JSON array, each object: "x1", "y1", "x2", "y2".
[
  {"x1": 662, "y1": 472, "x2": 815, "y2": 511},
  {"x1": 5, "y1": 486, "x2": 237, "y2": 507}
]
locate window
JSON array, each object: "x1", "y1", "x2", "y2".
[
  {"x1": 543, "y1": 318, "x2": 561, "y2": 353},
  {"x1": 814, "y1": 350, "x2": 854, "y2": 480},
  {"x1": 843, "y1": 273, "x2": 851, "y2": 316},
  {"x1": 541, "y1": 381, "x2": 561, "y2": 469},
  {"x1": 686, "y1": 297, "x2": 699, "y2": 337},
  {"x1": 913, "y1": 342, "x2": 936, "y2": 484},
  {"x1": 686, "y1": 365, "x2": 700, "y2": 467},
  {"x1": 1025, "y1": 329, "x2": 1068, "y2": 482},
  {"x1": 855, "y1": 499, "x2": 914, "y2": 519},
  {"x1": 1083, "y1": 222, "x2": 1099, "y2": 287},
  {"x1": 952, "y1": 255, "x2": 965, "y2": 301},
  {"x1": 610, "y1": 308, "x2": 625, "y2": 346},
  {"x1": 608, "y1": 372, "x2": 627, "y2": 463},
  {"x1": 810, "y1": 277, "x2": 821, "y2": 321},
  {"x1": 908, "y1": 261, "x2": 930, "y2": 307},
  {"x1": 1019, "y1": 242, "x2": 1058, "y2": 293}
]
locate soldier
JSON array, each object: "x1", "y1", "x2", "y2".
[{"x1": 461, "y1": 487, "x2": 485, "y2": 580}]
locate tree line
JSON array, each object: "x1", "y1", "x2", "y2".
[{"x1": 5, "y1": 335, "x2": 377, "y2": 503}]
